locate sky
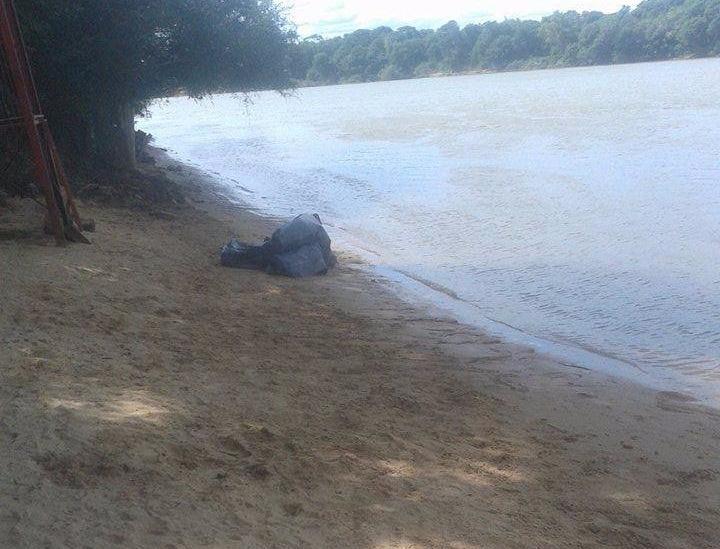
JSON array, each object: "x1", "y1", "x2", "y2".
[{"x1": 283, "y1": 0, "x2": 637, "y2": 37}]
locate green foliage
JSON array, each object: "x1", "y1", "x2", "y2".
[
  {"x1": 295, "y1": 0, "x2": 720, "y2": 85},
  {"x1": 15, "y1": 0, "x2": 294, "y2": 162}
]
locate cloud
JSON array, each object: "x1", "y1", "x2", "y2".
[{"x1": 282, "y1": 0, "x2": 636, "y2": 37}]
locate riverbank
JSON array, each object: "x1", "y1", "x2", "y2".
[
  {"x1": 1, "y1": 159, "x2": 719, "y2": 548},
  {"x1": 297, "y1": 55, "x2": 716, "y2": 90}
]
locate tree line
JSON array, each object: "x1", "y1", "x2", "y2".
[{"x1": 289, "y1": 0, "x2": 720, "y2": 85}]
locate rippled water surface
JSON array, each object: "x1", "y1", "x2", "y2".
[{"x1": 140, "y1": 59, "x2": 720, "y2": 386}]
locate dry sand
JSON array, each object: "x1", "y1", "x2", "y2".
[{"x1": 1, "y1": 158, "x2": 719, "y2": 548}]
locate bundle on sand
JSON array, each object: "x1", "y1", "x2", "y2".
[{"x1": 221, "y1": 213, "x2": 337, "y2": 278}]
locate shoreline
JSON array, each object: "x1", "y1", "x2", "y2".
[
  {"x1": 1, "y1": 155, "x2": 719, "y2": 546},
  {"x1": 154, "y1": 148, "x2": 720, "y2": 405},
  {"x1": 154, "y1": 143, "x2": 720, "y2": 404}
]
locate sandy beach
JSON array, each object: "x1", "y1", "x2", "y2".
[{"x1": 1, "y1": 156, "x2": 719, "y2": 548}]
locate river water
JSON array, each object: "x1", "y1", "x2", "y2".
[{"x1": 139, "y1": 58, "x2": 720, "y2": 393}]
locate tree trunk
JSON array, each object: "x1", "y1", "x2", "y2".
[{"x1": 95, "y1": 103, "x2": 136, "y2": 169}]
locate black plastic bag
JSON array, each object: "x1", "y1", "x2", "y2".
[
  {"x1": 220, "y1": 213, "x2": 336, "y2": 278},
  {"x1": 268, "y1": 242, "x2": 330, "y2": 278},
  {"x1": 220, "y1": 240, "x2": 269, "y2": 270}
]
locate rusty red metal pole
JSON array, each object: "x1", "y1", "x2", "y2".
[
  {"x1": 0, "y1": 0, "x2": 86, "y2": 244},
  {"x1": 42, "y1": 120, "x2": 81, "y2": 225}
]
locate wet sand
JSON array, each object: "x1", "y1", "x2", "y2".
[{"x1": 0, "y1": 157, "x2": 719, "y2": 548}]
